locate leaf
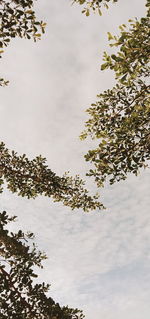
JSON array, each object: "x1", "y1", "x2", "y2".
[
  {"x1": 98, "y1": 8, "x2": 102, "y2": 16},
  {"x1": 120, "y1": 73, "x2": 127, "y2": 82},
  {"x1": 107, "y1": 32, "x2": 114, "y2": 40},
  {"x1": 101, "y1": 63, "x2": 109, "y2": 70},
  {"x1": 85, "y1": 9, "x2": 90, "y2": 16}
]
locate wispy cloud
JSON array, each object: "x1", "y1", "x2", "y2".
[{"x1": 0, "y1": 0, "x2": 149, "y2": 318}]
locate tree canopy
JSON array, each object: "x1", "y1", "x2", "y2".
[
  {"x1": 0, "y1": 211, "x2": 84, "y2": 319},
  {"x1": 80, "y1": 0, "x2": 150, "y2": 187}
]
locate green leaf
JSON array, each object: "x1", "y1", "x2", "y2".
[
  {"x1": 107, "y1": 32, "x2": 114, "y2": 40},
  {"x1": 101, "y1": 63, "x2": 109, "y2": 70}
]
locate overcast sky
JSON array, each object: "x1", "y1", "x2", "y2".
[{"x1": 1, "y1": 0, "x2": 150, "y2": 318}]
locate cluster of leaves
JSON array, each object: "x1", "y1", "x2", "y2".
[
  {"x1": 81, "y1": 80, "x2": 150, "y2": 186},
  {"x1": 0, "y1": 0, "x2": 46, "y2": 85},
  {"x1": 101, "y1": 15, "x2": 150, "y2": 84},
  {"x1": 80, "y1": 1, "x2": 150, "y2": 187},
  {"x1": 0, "y1": 211, "x2": 84, "y2": 319},
  {"x1": 0, "y1": 142, "x2": 104, "y2": 211},
  {"x1": 72, "y1": 0, "x2": 118, "y2": 16}
]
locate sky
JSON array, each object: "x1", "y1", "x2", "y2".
[{"x1": 0, "y1": 0, "x2": 150, "y2": 318}]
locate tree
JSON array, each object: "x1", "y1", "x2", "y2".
[
  {"x1": 80, "y1": 0, "x2": 150, "y2": 189},
  {"x1": 72, "y1": 0, "x2": 118, "y2": 16},
  {"x1": 0, "y1": 211, "x2": 84, "y2": 319}
]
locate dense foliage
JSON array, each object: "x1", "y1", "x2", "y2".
[
  {"x1": 0, "y1": 211, "x2": 84, "y2": 319},
  {"x1": 0, "y1": 142, "x2": 104, "y2": 211},
  {"x1": 80, "y1": 1, "x2": 150, "y2": 187}
]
